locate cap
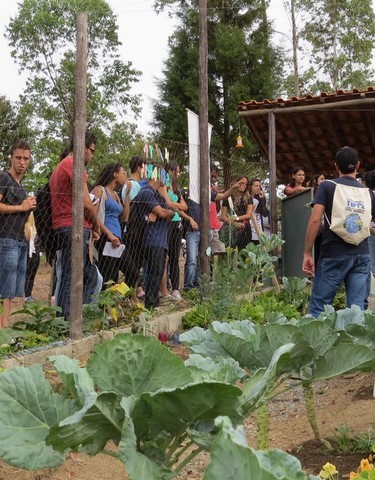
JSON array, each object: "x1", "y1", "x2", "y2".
[{"x1": 335, "y1": 146, "x2": 358, "y2": 173}]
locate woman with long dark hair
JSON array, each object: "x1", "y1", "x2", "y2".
[
  {"x1": 91, "y1": 163, "x2": 136, "y2": 288},
  {"x1": 220, "y1": 176, "x2": 254, "y2": 249},
  {"x1": 284, "y1": 166, "x2": 310, "y2": 196}
]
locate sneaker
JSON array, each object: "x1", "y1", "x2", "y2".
[
  {"x1": 25, "y1": 296, "x2": 37, "y2": 303},
  {"x1": 160, "y1": 294, "x2": 177, "y2": 305},
  {"x1": 171, "y1": 290, "x2": 182, "y2": 301}
]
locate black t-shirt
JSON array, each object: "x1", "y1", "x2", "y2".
[
  {"x1": 0, "y1": 171, "x2": 28, "y2": 240},
  {"x1": 222, "y1": 195, "x2": 253, "y2": 216},
  {"x1": 313, "y1": 176, "x2": 375, "y2": 257}
]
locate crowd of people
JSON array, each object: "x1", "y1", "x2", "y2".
[
  {"x1": 2, "y1": 135, "x2": 375, "y2": 327},
  {"x1": 0, "y1": 133, "x2": 272, "y2": 325}
]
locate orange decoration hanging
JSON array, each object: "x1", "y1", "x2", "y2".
[{"x1": 236, "y1": 135, "x2": 244, "y2": 148}]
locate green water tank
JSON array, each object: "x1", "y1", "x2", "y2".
[{"x1": 281, "y1": 189, "x2": 314, "y2": 277}]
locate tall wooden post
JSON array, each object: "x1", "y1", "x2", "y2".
[
  {"x1": 70, "y1": 12, "x2": 88, "y2": 340},
  {"x1": 268, "y1": 111, "x2": 277, "y2": 236},
  {"x1": 198, "y1": 0, "x2": 210, "y2": 276}
]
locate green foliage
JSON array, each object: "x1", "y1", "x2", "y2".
[
  {"x1": 0, "y1": 334, "x2": 245, "y2": 477},
  {"x1": 82, "y1": 283, "x2": 147, "y2": 332},
  {"x1": 203, "y1": 417, "x2": 318, "y2": 480},
  {"x1": 2, "y1": 311, "x2": 374, "y2": 477},
  {"x1": 152, "y1": 0, "x2": 285, "y2": 181},
  {"x1": 332, "y1": 283, "x2": 347, "y2": 311},
  {"x1": 285, "y1": 0, "x2": 375, "y2": 92},
  {"x1": 0, "y1": 96, "x2": 33, "y2": 168},
  {"x1": 11, "y1": 301, "x2": 68, "y2": 341},
  {"x1": 181, "y1": 310, "x2": 375, "y2": 445},
  {"x1": 183, "y1": 235, "x2": 292, "y2": 329},
  {"x1": 280, "y1": 276, "x2": 310, "y2": 314},
  {"x1": 329, "y1": 424, "x2": 375, "y2": 454},
  {"x1": 234, "y1": 291, "x2": 302, "y2": 324},
  {"x1": 5, "y1": 0, "x2": 142, "y2": 173}
]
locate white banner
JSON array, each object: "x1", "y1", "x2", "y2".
[{"x1": 187, "y1": 109, "x2": 212, "y2": 204}]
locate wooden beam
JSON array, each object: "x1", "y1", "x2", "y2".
[{"x1": 238, "y1": 97, "x2": 375, "y2": 118}]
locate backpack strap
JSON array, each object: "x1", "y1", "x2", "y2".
[{"x1": 323, "y1": 179, "x2": 337, "y2": 227}]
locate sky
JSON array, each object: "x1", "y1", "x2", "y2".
[{"x1": 0, "y1": 0, "x2": 288, "y2": 135}]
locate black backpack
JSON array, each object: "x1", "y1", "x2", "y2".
[{"x1": 34, "y1": 182, "x2": 57, "y2": 265}]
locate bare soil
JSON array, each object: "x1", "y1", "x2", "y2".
[{"x1": 2, "y1": 263, "x2": 375, "y2": 479}]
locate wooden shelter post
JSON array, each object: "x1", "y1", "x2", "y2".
[{"x1": 268, "y1": 110, "x2": 277, "y2": 235}]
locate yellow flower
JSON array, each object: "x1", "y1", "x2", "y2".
[
  {"x1": 109, "y1": 282, "x2": 130, "y2": 295},
  {"x1": 360, "y1": 459, "x2": 373, "y2": 472},
  {"x1": 323, "y1": 463, "x2": 338, "y2": 475},
  {"x1": 110, "y1": 308, "x2": 118, "y2": 322},
  {"x1": 319, "y1": 462, "x2": 338, "y2": 479}
]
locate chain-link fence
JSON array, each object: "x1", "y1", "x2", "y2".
[{"x1": 0, "y1": 139, "x2": 270, "y2": 327}]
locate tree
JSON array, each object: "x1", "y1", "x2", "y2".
[
  {"x1": 152, "y1": 0, "x2": 285, "y2": 186},
  {"x1": 5, "y1": 0, "x2": 142, "y2": 170},
  {"x1": 281, "y1": 0, "x2": 375, "y2": 94},
  {"x1": 0, "y1": 96, "x2": 33, "y2": 170}
]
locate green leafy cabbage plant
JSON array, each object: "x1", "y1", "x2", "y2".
[{"x1": 0, "y1": 332, "x2": 320, "y2": 479}]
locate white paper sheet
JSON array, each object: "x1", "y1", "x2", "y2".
[{"x1": 102, "y1": 242, "x2": 125, "y2": 258}]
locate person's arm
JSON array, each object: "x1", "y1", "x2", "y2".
[
  {"x1": 0, "y1": 195, "x2": 36, "y2": 213},
  {"x1": 84, "y1": 184, "x2": 100, "y2": 232},
  {"x1": 177, "y1": 192, "x2": 188, "y2": 212},
  {"x1": 284, "y1": 185, "x2": 310, "y2": 196},
  {"x1": 152, "y1": 204, "x2": 174, "y2": 220},
  {"x1": 237, "y1": 201, "x2": 254, "y2": 222},
  {"x1": 158, "y1": 185, "x2": 180, "y2": 212},
  {"x1": 179, "y1": 210, "x2": 199, "y2": 230},
  {"x1": 121, "y1": 180, "x2": 131, "y2": 222},
  {"x1": 215, "y1": 181, "x2": 241, "y2": 202},
  {"x1": 302, "y1": 203, "x2": 325, "y2": 275}
]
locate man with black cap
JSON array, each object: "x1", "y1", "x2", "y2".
[{"x1": 302, "y1": 146, "x2": 375, "y2": 317}]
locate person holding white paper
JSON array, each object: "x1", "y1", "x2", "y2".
[{"x1": 91, "y1": 163, "x2": 131, "y2": 289}]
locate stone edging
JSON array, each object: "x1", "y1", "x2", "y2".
[{"x1": 2, "y1": 309, "x2": 189, "y2": 370}]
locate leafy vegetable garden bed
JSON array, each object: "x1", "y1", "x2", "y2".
[{"x1": 1, "y1": 238, "x2": 375, "y2": 479}]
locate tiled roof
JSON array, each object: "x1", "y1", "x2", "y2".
[{"x1": 238, "y1": 88, "x2": 375, "y2": 183}]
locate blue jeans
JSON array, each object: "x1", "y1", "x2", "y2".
[
  {"x1": 309, "y1": 253, "x2": 370, "y2": 318},
  {"x1": 184, "y1": 230, "x2": 200, "y2": 290},
  {"x1": 368, "y1": 236, "x2": 375, "y2": 277},
  {"x1": 0, "y1": 238, "x2": 27, "y2": 298},
  {"x1": 55, "y1": 227, "x2": 98, "y2": 320}
]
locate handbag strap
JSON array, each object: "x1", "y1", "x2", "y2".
[{"x1": 228, "y1": 195, "x2": 235, "y2": 214}]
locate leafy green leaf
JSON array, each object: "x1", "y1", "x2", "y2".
[
  {"x1": 185, "y1": 354, "x2": 245, "y2": 383},
  {"x1": 0, "y1": 365, "x2": 78, "y2": 469},
  {"x1": 132, "y1": 382, "x2": 243, "y2": 442},
  {"x1": 119, "y1": 412, "x2": 174, "y2": 480},
  {"x1": 314, "y1": 343, "x2": 375, "y2": 380},
  {"x1": 334, "y1": 305, "x2": 365, "y2": 330},
  {"x1": 297, "y1": 320, "x2": 339, "y2": 357},
  {"x1": 47, "y1": 392, "x2": 124, "y2": 455},
  {"x1": 87, "y1": 334, "x2": 192, "y2": 396},
  {"x1": 203, "y1": 416, "x2": 318, "y2": 480},
  {"x1": 240, "y1": 344, "x2": 295, "y2": 415},
  {"x1": 49, "y1": 355, "x2": 95, "y2": 404}
]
